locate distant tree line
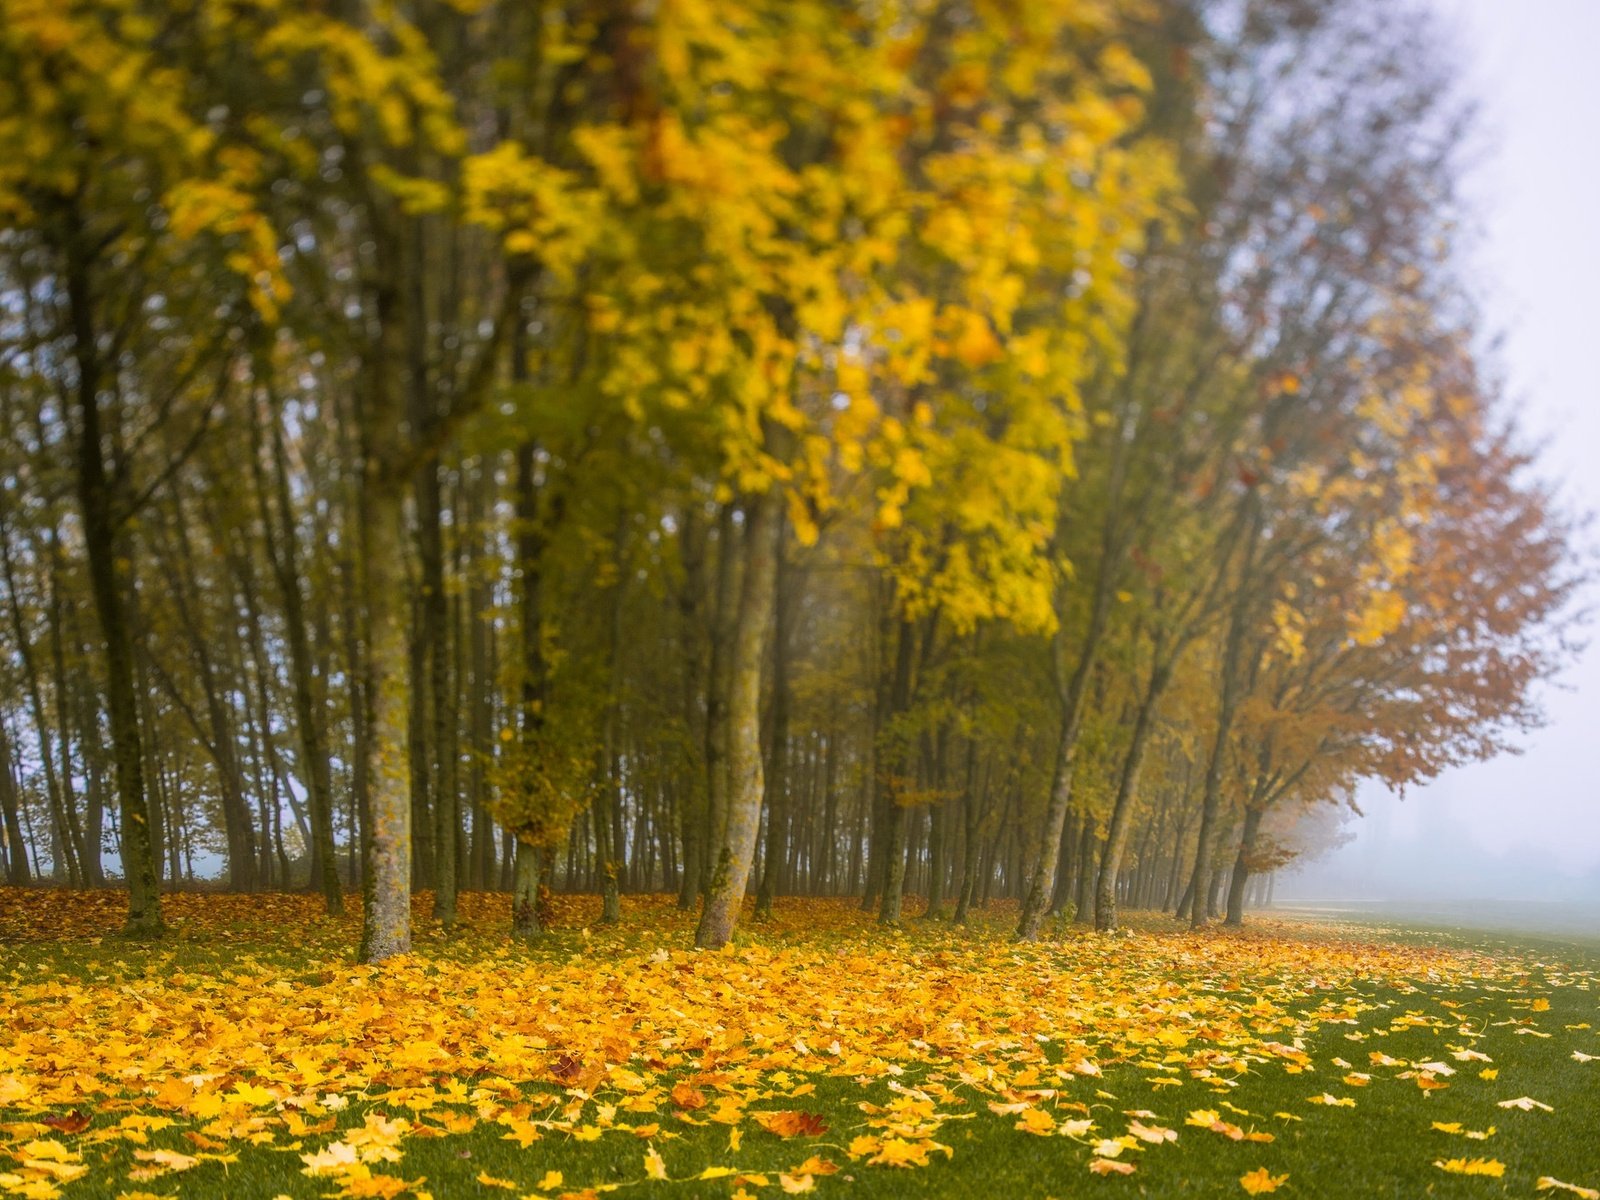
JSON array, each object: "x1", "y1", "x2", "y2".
[{"x1": 0, "y1": 0, "x2": 1578, "y2": 958}]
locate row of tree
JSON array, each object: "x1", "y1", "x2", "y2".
[{"x1": 0, "y1": 0, "x2": 1578, "y2": 959}]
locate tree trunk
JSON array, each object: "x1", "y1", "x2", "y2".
[
  {"x1": 357, "y1": 468, "x2": 412, "y2": 961},
  {"x1": 1093, "y1": 655, "x2": 1174, "y2": 931},
  {"x1": 674, "y1": 508, "x2": 708, "y2": 909},
  {"x1": 1224, "y1": 806, "x2": 1265, "y2": 927},
  {"x1": 755, "y1": 517, "x2": 792, "y2": 918},
  {"x1": 65, "y1": 223, "x2": 162, "y2": 935},
  {"x1": 694, "y1": 488, "x2": 781, "y2": 949},
  {"x1": 595, "y1": 537, "x2": 627, "y2": 925},
  {"x1": 1188, "y1": 500, "x2": 1262, "y2": 927},
  {"x1": 354, "y1": 238, "x2": 413, "y2": 958},
  {"x1": 1049, "y1": 814, "x2": 1079, "y2": 917},
  {"x1": 0, "y1": 525, "x2": 60, "y2": 886},
  {"x1": 702, "y1": 502, "x2": 739, "y2": 899},
  {"x1": 877, "y1": 617, "x2": 918, "y2": 925},
  {"x1": 511, "y1": 838, "x2": 541, "y2": 941},
  {"x1": 257, "y1": 400, "x2": 341, "y2": 913},
  {"x1": 952, "y1": 742, "x2": 983, "y2": 924},
  {"x1": 421, "y1": 459, "x2": 459, "y2": 927},
  {"x1": 1073, "y1": 822, "x2": 1098, "y2": 925},
  {"x1": 1016, "y1": 552, "x2": 1118, "y2": 938},
  {"x1": 0, "y1": 715, "x2": 29, "y2": 884}
]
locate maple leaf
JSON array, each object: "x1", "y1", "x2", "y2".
[
  {"x1": 1014, "y1": 1108, "x2": 1055, "y2": 1136},
  {"x1": 1128, "y1": 1121, "x2": 1177, "y2": 1144},
  {"x1": 1089, "y1": 1158, "x2": 1136, "y2": 1175},
  {"x1": 1307, "y1": 1094, "x2": 1355, "y2": 1107},
  {"x1": 1434, "y1": 1158, "x2": 1505, "y2": 1177},
  {"x1": 1240, "y1": 1168, "x2": 1289, "y2": 1195},
  {"x1": 40, "y1": 1113, "x2": 90, "y2": 1135},
  {"x1": 1496, "y1": 1096, "x2": 1554, "y2": 1112},
  {"x1": 670, "y1": 1082, "x2": 707, "y2": 1111},
  {"x1": 227, "y1": 1081, "x2": 278, "y2": 1107},
  {"x1": 751, "y1": 1111, "x2": 829, "y2": 1137},
  {"x1": 549, "y1": 1053, "x2": 583, "y2": 1084},
  {"x1": 1538, "y1": 1179, "x2": 1600, "y2": 1199},
  {"x1": 644, "y1": 1148, "x2": 667, "y2": 1181},
  {"x1": 302, "y1": 1141, "x2": 360, "y2": 1175},
  {"x1": 867, "y1": 1137, "x2": 933, "y2": 1168},
  {"x1": 790, "y1": 1156, "x2": 838, "y2": 1176},
  {"x1": 475, "y1": 1171, "x2": 516, "y2": 1189},
  {"x1": 779, "y1": 1173, "x2": 815, "y2": 1193},
  {"x1": 130, "y1": 1148, "x2": 199, "y2": 1174}
]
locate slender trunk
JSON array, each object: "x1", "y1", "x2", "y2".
[
  {"x1": 506, "y1": 430, "x2": 557, "y2": 936},
  {"x1": 754, "y1": 518, "x2": 792, "y2": 918},
  {"x1": 1073, "y1": 821, "x2": 1098, "y2": 925},
  {"x1": 65, "y1": 222, "x2": 161, "y2": 934},
  {"x1": 423, "y1": 461, "x2": 459, "y2": 926},
  {"x1": 702, "y1": 502, "x2": 739, "y2": 898},
  {"x1": 595, "y1": 535, "x2": 627, "y2": 924},
  {"x1": 357, "y1": 472, "x2": 412, "y2": 960},
  {"x1": 1048, "y1": 814, "x2": 1078, "y2": 917},
  {"x1": 877, "y1": 618, "x2": 918, "y2": 925},
  {"x1": 1016, "y1": 546, "x2": 1118, "y2": 939},
  {"x1": 73, "y1": 684, "x2": 107, "y2": 885},
  {"x1": 45, "y1": 531, "x2": 82, "y2": 884},
  {"x1": 674, "y1": 508, "x2": 708, "y2": 909},
  {"x1": 1224, "y1": 806, "x2": 1265, "y2": 927},
  {"x1": 163, "y1": 504, "x2": 259, "y2": 892},
  {"x1": 817, "y1": 730, "x2": 838, "y2": 893},
  {"x1": 255, "y1": 395, "x2": 342, "y2": 913},
  {"x1": 468, "y1": 460, "x2": 496, "y2": 891},
  {"x1": 920, "y1": 726, "x2": 951, "y2": 918},
  {"x1": 952, "y1": 741, "x2": 982, "y2": 924},
  {"x1": 694, "y1": 488, "x2": 781, "y2": 949},
  {"x1": 407, "y1": 600, "x2": 434, "y2": 890},
  {"x1": 1093, "y1": 654, "x2": 1175, "y2": 931},
  {"x1": 0, "y1": 526, "x2": 60, "y2": 885},
  {"x1": 356, "y1": 237, "x2": 412, "y2": 959},
  {"x1": 1189, "y1": 500, "x2": 1262, "y2": 928},
  {"x1": 0, "y1": 716, "x2": 29, "y2": 884}
]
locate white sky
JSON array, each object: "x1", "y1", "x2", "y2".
[{"x1": 1295, "y1": 0, "x2": 1600, "y2": 892}]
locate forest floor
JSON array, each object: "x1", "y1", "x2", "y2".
[{"x1": 1, "y1": 889, "x2": 1596, "y2": 1200}]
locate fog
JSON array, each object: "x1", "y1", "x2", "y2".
[{"x1": 1278, "y1": 0, "x2": 1600, "y2": 917}]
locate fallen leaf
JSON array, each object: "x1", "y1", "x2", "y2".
[{"x1": 1240, "y1": 1167, "x2": 1289, "y2": 1194}]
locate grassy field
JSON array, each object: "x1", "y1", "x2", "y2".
[{"x1": 1, "y1": 889, "x2": 1596, "y2": 1199}]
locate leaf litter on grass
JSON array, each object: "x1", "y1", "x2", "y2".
[{"x1": 1, "y1": 889, "x2": 1597, "y2": 1198}]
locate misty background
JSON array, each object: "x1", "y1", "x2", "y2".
[{"x1": 1277, "y1": 0, "x2": 1600, "y2": 916}]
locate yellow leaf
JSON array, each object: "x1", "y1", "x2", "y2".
[
  {"x1": 644, "y1": 1148, "x2": 667, "y2": 1181},
  {"x1": 1014, "y1": 1107, "x2": 1055, "y2": 1136},
  {"x1": 1088, "y1": 1158, "x2": 1135, "y2": 1176},
  {"x1": 1434, "y1": 1158, "x2": 1506, "y2": 1177},
  {"x1": 1538, "y1": 1178, "x2": 1600, "y2": 1199},
  {"x1": 1240, "y1": 1168, "x2": 1288, "y2": 1195}
]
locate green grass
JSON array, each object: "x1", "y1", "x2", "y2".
[{"x1": 2, "y1": 894, "x2": 1597, "y2": 1199}]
